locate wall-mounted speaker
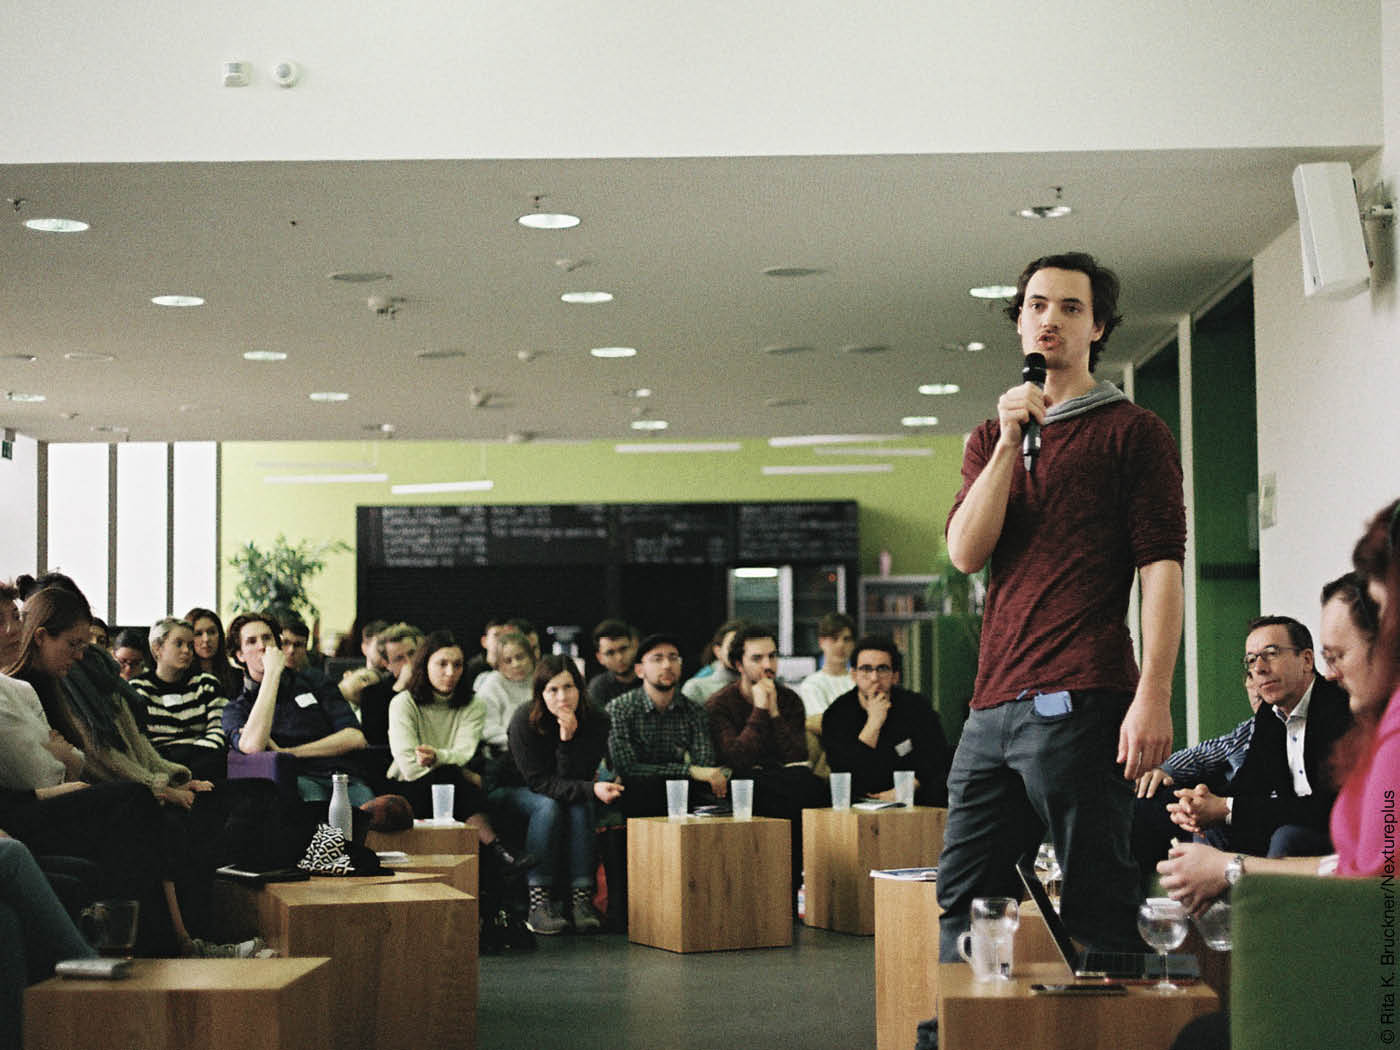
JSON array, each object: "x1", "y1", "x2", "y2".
[{"x1": 1292, "y1": 162, "x2": 1370, "y2": 300}]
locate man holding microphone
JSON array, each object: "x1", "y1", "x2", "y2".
[{"x1": 936, "y1": 253, "x2": 1186, "y2": 961}]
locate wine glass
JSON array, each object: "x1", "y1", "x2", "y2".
[{"x1": 1137, "y1": 897, "x2": 1189, "y2": 992}]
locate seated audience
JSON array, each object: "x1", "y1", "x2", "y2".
[
  {"x1": 110, "y1": 627, "x2": 149, "y2": 682},
  {"x1": 586, "y1": 619, "x2": 639, "y2": 707},
  {"x1": 222, "y1": 612, "x2": 373, "y2": 805},
  {"x1": 184, "y1": 607, "x2": 242, "y2": 701},
  {"x1": 506, "y1": 655, "x2": 623, "y2": 934},
  {"x1": 0, "y1": 836, "x2": 96, "y2": 1050},
  {"x1": 798, "y1": 612, "x2": 856, "y2": 719},
  {"x1": 353, "y1": 621, "x2": 422, "y2": 746},
  {"x1": 1164, "y1": 615, "x2": 1351, "y2": 860},
  {"x1": 386, "y1": 630, "x2": 528, "y2": 876},
  {"x1": 87, "y1": 618, "x2": 109, "y2": 650},
  {"x1": 1166, "y1": 504, "x2": 1400, "y2": 1050},
  {"x1": 464, "y1": 616, "x2": 509, "y2": 687},
  {"x1": 127, "y1": 618, "x2": 229, "y2": 782},
  {"x1": 608, "y1": 634, "x2": 728, "y2": 815},
  {"x1": 821, "y1": 634, "x2": 950, "y2": 805},
  {"x1": 476, "y1": 630, "x2": 537, "y2": 773},
  {"x1": 707, "y1": 624, "x2": 828, "y2": 897},
  {"x1": 361, "y1": 619, "x2": 390, "y2": 671},
  {"x1": 680, "y1": 618, "x2": 745, "y2": 706}
]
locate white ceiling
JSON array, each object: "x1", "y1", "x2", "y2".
[{"x1": 0, "y1": 146, "x2": 1376, "y2": 445}]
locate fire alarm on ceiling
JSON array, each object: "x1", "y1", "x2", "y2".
[{"x1": 222, "y1": 61, "x2": 250, "y2": 88}]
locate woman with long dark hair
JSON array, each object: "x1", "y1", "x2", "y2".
[
  {"x1": 184, "y1": 607, "x2": 242, "y2": 700},
  {"x1": 387, "y1": 630, "x2": 530, "y2": 877},
  {"x1": 504, "y1": 654, "x2": 623, "y2": 934}
]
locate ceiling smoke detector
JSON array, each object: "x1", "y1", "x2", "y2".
[{"x1": 367, "y1": 295, "x2": 404, "y2": 318}]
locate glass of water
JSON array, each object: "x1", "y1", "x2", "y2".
[
  {"x1": 1137, "y1": 897, "x2": 1190, "y2": 992},
  {"x1": 1194, "y1": 898, "x2": 1232, "y2": 951},
  {"x1": 970, "y1": 896, "x2": 1020, "y2": 979}
]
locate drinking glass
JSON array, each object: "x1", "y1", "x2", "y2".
[
  {"x1": 970, "y1": 896, "x2": 1019, "y2": 979},
  {"x1": 1137, "y1": 897, "x2": 1189, "y2": 992},
  {"x1": 1194, "y1": 899, "x2": 1232, "y2": 951}
]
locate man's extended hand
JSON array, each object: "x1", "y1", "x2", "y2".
[
  {"x1": 690, "y1": 765, "x2": 729, "y2": 799},
  {"x1": 1135, "y1": 767, "x2": 1175, "y2": 798},
  {"x1": 1117, "y1": 689, "x2": 1173, "y2": 780}
]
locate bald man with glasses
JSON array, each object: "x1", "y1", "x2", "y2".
[{"x1": 820, "y1": 635, "x2": 950, "y2": 806}]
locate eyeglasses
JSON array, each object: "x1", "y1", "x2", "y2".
[
  {"x1": 1242, "y1": 645, "x2": 1302, "y2": 672},
  {"x1": 854, "y1": 664, "x2": 894, "y2": 676}
]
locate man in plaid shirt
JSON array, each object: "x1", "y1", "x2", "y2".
[
  {"x1": 608, "y1": 634, "x2": 730, "y2": 817},
  {"x1": 1131, "y1": 677, "x2": 1259, "y2": 887}
]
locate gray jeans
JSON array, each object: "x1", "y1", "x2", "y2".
[{"x1": 936, "y1": 690, "x2": 1142, "y2": 962}]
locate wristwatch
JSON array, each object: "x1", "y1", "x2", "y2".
[{"x1": 1225, "y1": 854, "x2": 1246, "y2": 887}]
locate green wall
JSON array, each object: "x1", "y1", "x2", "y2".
[
  {"x1": 1133, "y1": 341, "x2": 1190, "y2": 749},
  {"x1": 1190, "y1": 280, "x2": 1260, "y2": 741},
  {"x1": 219, "y1": 434, "x2": 967, "y2": 645}
]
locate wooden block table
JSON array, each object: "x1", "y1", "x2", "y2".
[
  {"x1": 627, "y1": 815, "x2": 792, "y2": 953},
  {"x1": 390, "y1": 852, "x2": 479, "y2": 896},
  {"x1": 25, "y1": 958, "x2": 332, "y2": 1050},
  {"x1": 938, "y1": 961, "x2": 1218, "y2": 1050},
  {"x1": 258, "y1": 878, "x2": 477, "y2": 1050},
  {"x1": 872, "y1": 877, "x2": 1062, "y2": 1050},
  {"x1": 367, "y1": 819, "x2": 477, "y2": 856},
  {"x1": 803, "y1": 805, "x2": 946, "y2": 934}
]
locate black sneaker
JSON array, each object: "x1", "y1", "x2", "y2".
[{"x1": 487, "y1": 840, "x2": 538, "y2": 878}]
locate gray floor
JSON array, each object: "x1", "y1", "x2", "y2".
[{"x1": 478, "y1": 923, "x2": 878, "y2": 1050}]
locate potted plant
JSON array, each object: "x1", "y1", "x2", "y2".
[{"x1": 227, "y1": 533, "x2": 349, "y2": 622}]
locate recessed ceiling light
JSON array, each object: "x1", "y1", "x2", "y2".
[
  {"x1": 4, "y1": 391, "x2": 45, "y2": 403},
  {"x1": 762, "y1": 345, "x2": 814, "y2": 356},
  {"x1": 591, "y1": 347, "x2": 637, "y2": 359},
  {"x1": 966, "y1": 341, "x2": 986, "y2": 352},
  {"x1": 309, "y1": 391, "x2": 350, "y2": 402},
  {"x1": 560, "y1": 291, "x2": 613, "y2": 304},
  {"x1": 969, "y1": 285, "x2": 1016, "y2": 299},
  {"x1": 762, "y1": 266, "x2": 826, "y2": 278},
  {"x1": 63, "y1": 351, "x2": 115, "y2": 362},
  {"x1": 518, "y1": 212, "x2": 580, "y2": 230},
  {"x1": 1016, "y1": 205, "x2": 1073, "y2": 219},
  {"x1": 630, "y1": 419, "x2": 669, "y2": 431},
  {"x1": 2, "y1": 353, "x2": 37, "y2": 363},
  {"x1": 328, "y1": 271, "x2": 392, "y2": 283},
  {"x1": 178, "y1": 403, "x2": 200, "y2": 413},
  {"x1": 765, "y1": 397, "x2": 810, "y2": 408},
  {"x1": 151, "y1": 294, "x2": 205, "y2": 307},
  {"x1": 90, "y1": 424, "x2": 129, "y2": 433},
  {"x1": 362, "y1": 423, "x2": 397, "y2": 435},
  {"x1": 841, "y1": 344, "x2": 891, "y2": 355},
  {"x1": 918, "y1": 383, "x2": 960, "y2": 395},
  {"x1": 623, "y1": 388, "x2": 653, "y2": 399},
  {"x1": 24, "y1": 218, "x2": 88, "y2": 233},
  {"x1": 901, "y1": 416, "x2": 940, "y2": 427},
  {"x1": 243, "y1": 350, "x2": 287, "y2": 362},
  {"x1": 416, "y1": 349, "x2": 466, "y2": 360}
]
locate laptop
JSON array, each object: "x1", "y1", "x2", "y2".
[{"x1": 1015, "y1": 854, "x2": 1200, "y2": 981}]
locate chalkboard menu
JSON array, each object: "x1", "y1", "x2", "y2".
[{"x1": 358, "y1": 501, "x2": 858, "y2": 569}]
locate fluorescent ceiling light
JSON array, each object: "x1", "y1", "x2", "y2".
[
  {"x1": 561, "y1": 291, "x2": 613, "y2": 304},
  {"x1": 629, "y1": 419, "x2": 669, "y2": 431},
  {"x1": 734, "y1": 567, "x2": 780, "y2": 578},
  {"x1": 328, "y1": 271, "x2": 391, "y2": 283},
  {"x1": 390, "y1": 480, "x2": 495, "y2": 494},
  {"x1": 518, "y1": 212, "x2": 580, "y2": 230},
  {"x1": 614, "y1": 442, "x2": 741, "y2": 454},
  {"x1": 64, "y1": 351, "x2": 115, "y2": 362},
  {"x1": 1017, "y1": 205, "x2": 1073, "y2": 219},
  {"x1": 969, "y1": 285, "x2": 1016, "y2": 299},
  {"x1": 966, "y1": 342, "x2": 986, "y2": 352},
  {"x1": 264, "y1": 473, "x2": 389, "y2": 485},
  {"x1": 591, "y1": 347, "x2": 637, "y2": 359},
  {"x1": 762, "y1": 266, "x2": 825, "y2": 278},
  {"x1": 309, "y1": 391, "x2": 350, "y2": 402},
  {"x1": 901, "y1": 416, "x2": 940, "y2": 427},
  {"x1": 24, "y1": 218, "x2": 89, "y2": 233},
  {"x1": 761, "y1": 464, "x2": 895, "y2": 476},
  {"x1": 4, "y1": 391, "x2": 45, "y2": 403},
  {"x1": 151, "y1": 294, "x2": 204, "y2": 307},
  {"x1": 769, "y1": 434, "x2": 896, "y2": 447},
  {"x1": 814, "y1": 446, "x2": 932, "y2": 457},
  {"x1": 918, "y1": 383, "x2": 960, "y2": 395},
  {"x1": 243, "y1": 350, "x2": 287, "y2": 362}
]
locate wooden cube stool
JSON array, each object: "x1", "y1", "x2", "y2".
[{"x1": 626, "y1": 815, "x2": 791, "y2": 953}]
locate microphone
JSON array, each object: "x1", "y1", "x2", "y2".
[{"x1": 1021, "y1": 352, "x2": 1047, "y2": 473}]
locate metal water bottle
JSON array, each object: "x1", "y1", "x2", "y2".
[{"x1": 328, "y1": 772, "x2": 353, "y2": 840}]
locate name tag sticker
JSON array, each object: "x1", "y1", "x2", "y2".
[
  {"x1": 293, "y1": 692, "x2": 318, "y2": 708},
  {"x1": 895, "y1": 738, "x2": 913, "y2": 757}
]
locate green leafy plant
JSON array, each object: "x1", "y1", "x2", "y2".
[{"x1": 228, "y1": 533, "x2": 349, "y2": 621}]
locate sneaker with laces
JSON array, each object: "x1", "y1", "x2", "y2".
[
  {"x1": 525, "y1": 902, "x2": 567, "y2": 936},
  {"x1": 571, "y1": 898, "x2": 603, "y2": 933},
  {"x1": 182, "y1": 935, "x2": 267, "y2": 958}
]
